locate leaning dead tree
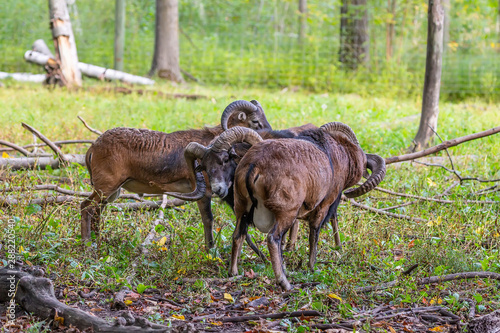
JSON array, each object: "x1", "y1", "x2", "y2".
[
  {"x1": 49, "y1": 0, "x2": 82, "y2": 87},
  {"x1": 412, "y1": 0, "x2": 444, "y2": 150}
]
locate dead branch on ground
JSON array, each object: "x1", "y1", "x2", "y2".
[
  {"x1": 385, "y1": 126, "x2": 500, "y2": 165},
  {"x1": 356, "y1": 271, "x2": 500, "y2": 293},
  {"x1": 77, "y1": 116, "x2": 103, "y2": 135}
]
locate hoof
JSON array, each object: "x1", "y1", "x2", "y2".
[{"x1": 228, "y1": 268, "x2": 239, "y2": 277}]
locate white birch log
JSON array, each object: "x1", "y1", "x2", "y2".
[
  {"x1": 24, "y1": 50, "x2": 155, "y2": 85},
  {"x1": 0, "y1": 72, "x2": 46, "y2": 83}
]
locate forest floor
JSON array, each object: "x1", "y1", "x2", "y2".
[{"x1": 0, "y1": 81, "x2": 499, "y2": 332}]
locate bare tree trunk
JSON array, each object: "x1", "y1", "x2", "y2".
[
  {"x1": 339, "y1": 0, "x2": 369, "y2": 69},
  {"x1": 385, "y1": 0, "x2": 396, "y2": 60},
  {"x1": 48, "y1": 0, "x2": 82, "y2": 87},
  {"x1": 149, "y1": 0, "x2": 184, "y2": 82},
  {"x1": 114, "y1": 0, "x2": 126, "y2": 71},
  {"x1": 412, "y1": 0, "x2": 444, "y2": 150},
  {"x1": 298, "y1": 0, "x2": 307, "y2": 44}
]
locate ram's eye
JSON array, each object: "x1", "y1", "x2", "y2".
[{"x1": 194, "y1": 165, "x2": 204, "y2": 173}]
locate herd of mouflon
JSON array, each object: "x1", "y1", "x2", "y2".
[{"x1": 82, "y1": 100, "x2": 386, "y2": 290}]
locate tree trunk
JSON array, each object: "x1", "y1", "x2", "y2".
[
  {"x1": 385, "y1": 0, "x2": 396, "y2": 60},
  {"x1": 48, "y1": 0, "x2": 82, "y2": 87},
  {"x1": 114, "y1": 0, "x2": 126, "y2": 71},
  {"x1": 298, "y1": 0, "x2": 307, "y2": 44},
  {"x1": 339, "y1": 0, "x2": 369, "y2": 69},
  {"x1": 412, "y1": 0, "x2": 444, "y2": 150},
  {"x1": 149, "y1": 0, "x2": 184, "y2": 82}
]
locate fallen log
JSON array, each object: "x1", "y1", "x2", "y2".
[
  {"x1": 0, "y1": 195, "x2": 185, "y2": 211},
  {"x1": 0, "y1": 154, "x2": 85, "y2": 170},
  {"x1": 0, "y1": 72, "x2": 46, "y2": 83},
  {"x1": 25, "y1": 50, "x2": 155, "y2": 85}
]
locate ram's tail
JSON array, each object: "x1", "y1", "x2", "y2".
[{"x1": 85, "y1": 147, "x2": 94, "y2": 186}]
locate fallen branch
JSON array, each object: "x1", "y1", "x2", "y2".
[
  {"x1": 374, "y1": 186, "x2": 497, "y2": 205},
  {"x1": 345, "y1": 197, "x2": 428, "y2": 223},
  {"x1": 0, "y1": 140, "x2": 32, "y2": 156},
  {"x1": 77, "y1": 116, "x2": 103, "y2": 135},
  {"x1": 386, "y1": 126, "x2": 500, "y2": 165},
  {"x1": 0, "y1": 195, "x2": 185, "y2": 210},
  {"x1": 21, "y1": 123, "x2": 68, "y2": 164},
  {"x1": 312, "y1": 306, "x2": 457, "y2": 330},
  {"x1": 356, "y1": 271, "x2": 500, "y2": 293},
  {"x1": 0, "y1": 154, "x2": 85, "y2": 170},
  {"x1": 1, "y1": 185, "x2": 145, "y2": 201},
  {"x1": 220, "y1": 310, "x2": 323, "y2": 323},
  {"x1": 0, "y1": 140, "x2": 94, "y2": 153},
  {"x1": 181, "y1": 275, "x2": 244, "y2": 284}
]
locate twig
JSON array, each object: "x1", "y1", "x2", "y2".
[
  {"x1": 346, "y1": 197, "x2": 428, "y2": 223},
  {"x1": 78, "y1": 290, "x2": 97, "y2": 299},
  {"x1": 374, "y1": 186, "x2": 497, "y2": 205},
  {"x1": 0, "y1": 195, "x2": 185, "y2": 211},
  {"x1": 385, "y1": 126, "x2": 500, "y2": 165},
  {"x1": 220, "y1": 310, "x2": 323, "y2": 323},
  {"x1": 471, "y1": 185, "x2": 498, "y2": 196},
  {"x1": 180, "y1": 275, "x2": 244, "y2": 284},
  {"x1": 2, "y1": 185, "x2": 145, "y2": 201},
  {"x1": 402, "y1": 263, "x2": 419, "y2": 276},
  {"x1": 0, "y1": 140, "x2": 31, "y2": 156},
  {"x1": 356, "y1": 271, "x2": 500, "y2": 293},
  {"x1": 21, "y1": 123, "x2": 68, "y2": 164},
  {"x1": 77, "y1": 116, "x2": 103, "y2": 136},
  {"x1": 0, "y1": 140, "x2": 94, "y2": 153}
]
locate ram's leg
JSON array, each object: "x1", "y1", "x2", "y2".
[
  {"x1": 285, "y1": 220, "x2": 299, "y2": 252},
  {"x1": 196, "y1": 196, "x2": 214, "y2": 250},
  {"x1": 308, "y1": 223, "x2": 321, "y2": 271},
  {"x1": 267, "y1": 219, "x2": 294, "y2": 291},
  {"x1": 329, "y1": 193, "x2": 343, "y2": 249},
  {"x1": 330, "y1": 216, "x2": 342, "y2": 249},
  {"x1": 245, "y1": 234, "x2": 268, "y2": 262},
  {"x1": 81, "y1": 191, "x2": 105, "y2": 240},
  {"x1": 229, "y1": 214, "x2": 249, "y2": 276}
]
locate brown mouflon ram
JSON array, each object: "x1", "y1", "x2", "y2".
[
  {"x1": 171, "y1": 124, "x2": 386, "y2": 290},
  {"x1": 80, "y1": 100, "x2": 271, "y2": 251}
]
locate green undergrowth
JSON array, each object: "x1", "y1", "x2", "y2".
[{"x1": 1, "y1": 82, "x2": 499, "y2": 329}]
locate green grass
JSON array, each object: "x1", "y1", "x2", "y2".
[{"x1": 1, "y1": 82, "x2": 499, "y2": 330}]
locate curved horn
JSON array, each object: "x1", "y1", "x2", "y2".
[
  {"x1": 320, "y1": 122, "x2": 360, "y2": 146},
  {"x1": 164, "y1": 142, "x2": 208, "y2": 201},
  {"x1": 220, "y1": 100, "x2": 259, "y2": 131},
  {"x1": 250, "y1": 99, "x2": 263, "y2": 110},
  {"x1": 211, "y1": 126, "x2": 263, "y2": 153},
  {"x1": 344, "y1": 154, "x2": 386, "y2": 198}
]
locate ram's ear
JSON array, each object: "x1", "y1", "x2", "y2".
[
  {"x1": 237, "y1": 112, "x2": 247, "y2": 121},
  {"x1": 229, "y1": 143, "x2": 251, "y2": 164}
]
